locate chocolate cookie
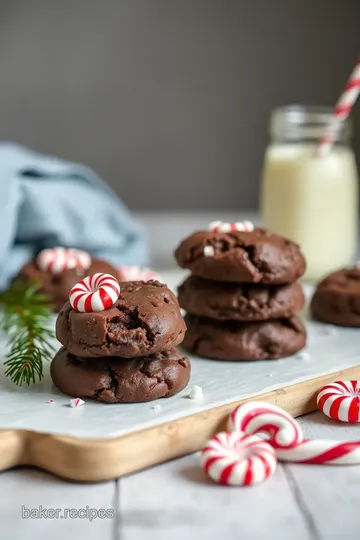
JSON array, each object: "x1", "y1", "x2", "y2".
[
  {"x1": 56, "y1": 280, "x2": 186, "y2": 358},
  {"x1": 51, "y1": 346, "x2": 191, "y2": 403},
  {"x1": 178, "y1": 276, "x2": 305, "y2": 321},
  {"x1": 182, "y1": 314, "x2": 306, "y2": 361},
  {"x1": 174, "y1": 228, "x2": 306, "y2": 284},
  {"x1": 311, "y1": 267, "x2": 360, "y2": 327},
  {"x1": 16, "y1": 258, "x2": 118, "y2": 312}
]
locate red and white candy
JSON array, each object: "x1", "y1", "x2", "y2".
[
  {"x1": 209, "y1": 220, "x2": 254, "y2": 233},
  {"x1": 201, "y1": 431, "x2": 277, "y2": 486},
  {"x1": 37, "y1": 247, "x2": 91, "y2": 274},
  {"x1": 118, "y1": 265, "x2": 162, "y2": 283},
  {"x1": 70, "y1": 398, "x2": 85, "y2": 408},
  {"x1": 69, "y1": 273, "x2": 120, "y2": 312},
  {"x1": 276, "y1": 439, "x2": 360, "y2": 465},
  {"x1": 228, "y1": 401, "x2": 303, "y2": 450},
  {"x1": 317, "y1": 380, "x2": 360, "y2": 423}
]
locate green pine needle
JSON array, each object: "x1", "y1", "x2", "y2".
[{"x1": 0, "y1": 280, "x2": 56, "y2": 386}]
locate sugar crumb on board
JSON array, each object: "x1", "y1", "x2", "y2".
[{"x1": 188, "y1": 385, "x2": 203, "y2": 399}]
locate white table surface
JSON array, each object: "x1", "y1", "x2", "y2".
[
  {"x1": 1, "y1": 412, "x2": 360, "y2": 540},
  {"x1": 1, "y1": 211, "x2": 360, "y2": 539}
]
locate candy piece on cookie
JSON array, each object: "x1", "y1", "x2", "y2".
[
  {"x1": 37, "y1": 247, "x2": 91, "y2": 274},
  {"x1": 57, "y1": 281, "x2": 186, "y2": 358},
  {"x1": 209, "y1": 220, "x2": 254, "y2": 233},
  {"x1": 118, "y1": 266, "x2": 162, "y2": 283},
  {"x1": 69, "y1": 273, "x2": 120, "y2": 312}
]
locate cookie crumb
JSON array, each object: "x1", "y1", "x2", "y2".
[
  {"x1": 203, "y1": 246, "x2": 215, "y2": 257},
  {"x1": 296, "y1": 351, "x2": 311, "y2": 361},
  {"x1": 188, "y1": 385, "x2": 203, "y2": 399},
  {"x1": 151, "y1": 404, "x2": 161, "y2": 410},
  {"x1": 70, "y1": 398, "x2": 85, "y2": 408}
]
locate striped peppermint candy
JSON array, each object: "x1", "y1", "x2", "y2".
[
  {"x1": 317, "y1": 380, "x2": 360, "y2": 422},
  {"x1": 228, "y1": 401, "x2": 303, "y2": 450},
  {"x1": 118, "y1": 266, "x2": 162, "y2": 283},
  {"x1": 208, "y1": 220, "x2": 254, "y2": 233},
  {"x1": 69, "y1": 273, "x2": 120, "y2": 312},
  {"x1": 201, "y1": 431, "x2": 277, "y2": 486},
  {"x1": 276, "y1": 439, "x2": 360, "y2": 465},
  {"x1": 37, "y1": 247, "x2": 91, "y2": 274}
]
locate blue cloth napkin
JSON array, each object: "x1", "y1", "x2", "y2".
[{"x1": 0, "y1": 143, "x2": 149, "y2": 289}]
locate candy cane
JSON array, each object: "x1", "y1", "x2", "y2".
[
  {"x1": 37, "y1": 247, "x2": 91, "y2": 274},
  {"x1": 276, "y1": 439, "x2": 360, "y2": 465},
  {"x1": 201, "y1": 431, "x2": 277, "y2": 486},
  {"x1": 208, "y1": 221, "x2": 254, "y2": 233},
  {"x1": 228, "y1": 401, "x2": 303, "y2": 449},
  {"x1": 69, "y1": 273, "x2": 120, "y2": 312},
  {"x1": 317, "y1": 380, "x2": 360, "y2": 423}
]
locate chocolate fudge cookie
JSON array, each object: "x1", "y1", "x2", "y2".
[
  {"x1": 56, "y1": 280, "x2": 186, "y2": 357},
  {"x1": 178, "y1": 276, "x2": 305, "y2": 321},
  {"x1": 182, "y1": 314, "x2": 306, "y2": 361},
  {"x1": 311, "y1": 267, "x2": 360, "y2": 327},
  {"x1": 174, "y1": 228, "x2": 306, "y2": 284},
  {"x1": 17, "y1": 258, "x2": 118, "y2": 312},
  {"x1": 51, "y1": 346, "x2": 191, "y2": 403}
]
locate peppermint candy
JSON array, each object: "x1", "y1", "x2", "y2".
[
  {"x1": 37, "y1": 247, "x2": 91, "y2": 274},
  {"x1": 228, "y1": 401, "x2": 303, "y2": 450},
  {"x1": 118, "y1": 266, "x2": 162, "y2": 283},
  {"x1": 69, "y1": 273, "x2": 120, "y2": 312},
  {"x1": 209, "y1": 220, "x2": 254, "y2": 233},
  {"x1": 201, "y1": 431, "x2": 277, "y2": 486},
  {"x1": 70, "y1": 398, "x2": 85, "y2": 408},
  {"x1": 317, "y1": 380, "x2": 360, "y2": 422}
]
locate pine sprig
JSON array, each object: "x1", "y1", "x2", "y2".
[{"x1": 0, "y1": 280, "x2": 56, "y2": 385}]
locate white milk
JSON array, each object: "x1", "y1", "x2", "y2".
[{"x1": 261, "y1": 144, "x2": 359, "y2": 281}]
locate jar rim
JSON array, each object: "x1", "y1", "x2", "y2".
[{"x1": 269, "y1": 104, "x2": 353, "y2": 142}]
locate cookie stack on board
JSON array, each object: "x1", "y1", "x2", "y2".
[
  {"x1": 51, "y1": 276, "x2": 191, "y2": 403},
  {"x1": 175, "y1": 221, "x2": 307, "y2": 361}
]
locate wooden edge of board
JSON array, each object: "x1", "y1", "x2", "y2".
[{"x1": 0, "y1": 366, "x2": 359, "y2": 483}]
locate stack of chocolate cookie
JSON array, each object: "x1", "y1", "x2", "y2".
[
  {"x1": 175, "y1": 225, "x2": 307, "y2": 361},
  {"x1": 51, "y1": 280, "x2": 191, "y2": 403}
]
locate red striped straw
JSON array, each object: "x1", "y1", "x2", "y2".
[{"x1": 317, "y1": 57, "x2": 360, "y2": 157}]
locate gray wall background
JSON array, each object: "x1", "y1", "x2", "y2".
[{"x1": 0, "y1": 0, "x2": 359, "y2": 210}]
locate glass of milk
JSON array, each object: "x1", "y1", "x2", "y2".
[{"x1": 260, "y1": 105, "x2": 359, "y2": 282}]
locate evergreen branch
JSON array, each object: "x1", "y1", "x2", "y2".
[{"x1": 0, "y1": 280, "x2": 56, "y2": 386}]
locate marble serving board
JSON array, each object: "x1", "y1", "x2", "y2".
[{"x1": 0, "y1": 270, "x2": 359, "y2": 482}]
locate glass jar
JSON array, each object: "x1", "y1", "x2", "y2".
[{"x1": 260, "y1": 105, "x2": 359, "y2": 282}]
